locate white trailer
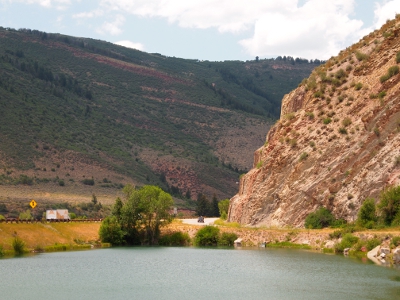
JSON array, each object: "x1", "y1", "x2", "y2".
[{"x1": 46, "y1": 209, "x2": 70, "y2": 221}]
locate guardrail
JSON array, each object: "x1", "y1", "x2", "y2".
[{"x1": 0, "y1": 218, "x2": 103, "y2": 224}]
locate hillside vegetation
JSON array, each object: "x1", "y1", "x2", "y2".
[{"x1": 0, "y1": 26, "x2": 317, "y2": 210}]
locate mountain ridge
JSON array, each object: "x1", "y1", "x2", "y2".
[{"x1": 228, "y1": 16, "x2": 400, "y2": 226}]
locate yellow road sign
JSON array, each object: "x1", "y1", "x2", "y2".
[{"x1": 30, "y1": 199, "x2": 37, "y2": 209}]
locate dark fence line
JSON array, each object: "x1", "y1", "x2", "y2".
[{"x1": 0, "y1": 218, "x2": 103, "y2": 224}]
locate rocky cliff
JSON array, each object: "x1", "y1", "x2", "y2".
[{"x1": 228, "y1": 16, "x2": 400, "y2": 227}]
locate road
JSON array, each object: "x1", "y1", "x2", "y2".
[{"x1": 180, "y1": 217, "x2": 219, "y2": 226}]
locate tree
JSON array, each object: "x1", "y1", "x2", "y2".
[
  {"x1": 196, "y1": 193, "x2": 209, "y2": 217},
  {"x1": 119, "y1": 185, "x2": 173, "y2": 245},
  {"x1": 378, "y1": 185, "x2": 400, "y2": 226},
  {"x1": 112, "y1": 197, "x2": 123, "y2": 221},
  {"x1": 218, "y1": 199, "x2": 230, "y2": 220},
  {"x1": 211, "y1": 194, "x2": 219, "y2": 217},
  {"x1": 357, "y1": 198, "x2": 376, "y2": 228},
  {"x1": 304, "y1": 207, "x2": 334, "y2": 229},
  {"x1": 194, "y1": 226, "x2": 220, "y2": 246},
  {"x1": 91, "y1": 193, "x2": 97, "y2": 205},
  {"x1": 19, "y1": 209, "x2": 33, "y2": 220},
  {"x1": 99, "y1": 216, "x2": 126, "y2": 245}
]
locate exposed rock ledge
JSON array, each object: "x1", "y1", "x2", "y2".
[{"x1": 228, "y1": 18, "x2": 400, "y2": 227}]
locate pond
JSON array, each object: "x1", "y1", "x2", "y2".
[{"x1": 1, "y1": 247, "x2": 400, "y2": 299}]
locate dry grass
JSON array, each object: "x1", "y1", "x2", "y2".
[{"x1": 0, "y1": 222, "x2": 101, "y2": 250}]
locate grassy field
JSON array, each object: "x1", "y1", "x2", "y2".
[{"x1": 0, "y1": 222, "x2": 101, "y2": 252}]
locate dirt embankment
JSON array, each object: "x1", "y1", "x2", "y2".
[{"x1": 2, "y1": 220, "x2": 400, "y2": 254}]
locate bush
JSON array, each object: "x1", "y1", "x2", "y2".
[
  {"x1": 218, "y1": 232, "x2": 238, "y2": 246},
  {"x1": 357, "y1": 198, "x2": 376, "y2": 227},
  {"x1": 355, "y1": 51, "x2": 368, "y2": 61},
  {"x1": 397, "y1": 51, "x2": 400, "y2": 64},
  {"x1": 342, "y1": 117, "x2": 352, "y2": 127},
  {"x1": 366, "y1": 238, "x2": 381, "y2": 251},
  {"x1": 159, "y1": 232, "x2": 190, "y2": 246},
  {"x1": 305, "y1": 207, "x2": 334, "y2": 229},
  {"x1": 377, "y1": 185, "x2": 400, "y2": 226},
  {"x1": 335, "y1": 233, "x2": 359, "y2": 253},
  {"x1": 380, "y1": 66, "x2": 399, "y2": 83},
  {"x1": 323, "y1": 117, "x2": 332, "y2": 124},
  {"x1": 0, "y1": 245, "x2": 4, "y2": 257},
  {"x1": 194, "y1": 226, "x2": 220, "y2": 246},
  {"x1": 99, "y1": 216, "x2": 126, "y2": 245},
  {"x1": 391, "y1": 236, "x2": 400, "y2": 248},
  {"x1": 12, "y1": 237, "x2": 26, "y2": 255},
  {"x1": 82, "y1": 178, "x2": 95, "y2": 186},
  {"x1": 354, "y1": 82, "x2": 363, "y2": 90},
  {"x1": 299, "y1": 152, "x2": 308, "y2": 161}
]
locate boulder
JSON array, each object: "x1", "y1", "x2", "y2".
[
  {"x1": 392, "y1": 247, "x2": 400, "y2": 264},
  {"x1": 324, "y1": 240, "x2": 335, "y2": 249}
]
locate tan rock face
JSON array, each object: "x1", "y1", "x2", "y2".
[{"x1": 228, "y1": 17, "x2": 400, "y2": 227}]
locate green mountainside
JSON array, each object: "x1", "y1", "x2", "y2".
[{"x1": 0, "y1": 27, "x2": 318, "y2": 206}]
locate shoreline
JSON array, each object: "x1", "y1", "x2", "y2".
[{"x1": 2, "y1": 220, "x2": 400, "y2": 267}]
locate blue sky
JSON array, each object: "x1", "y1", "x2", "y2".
[{"x1": 0, "y1": 0, "x2": 399, "y2": 61}]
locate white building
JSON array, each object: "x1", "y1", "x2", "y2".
[{"x1": 46, "y1": 209, "x2": 70, "y2": 220}]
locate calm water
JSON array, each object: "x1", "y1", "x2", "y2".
[{"x1": 1, "y1": 247, "x2": 400, "y2": 300}]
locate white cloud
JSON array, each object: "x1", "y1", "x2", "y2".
[
  {"x1": 240, "y1": 0, "x2": 366, "y2": 59},
  {"x1": 96, "y1": 0, "x2": 373, "y2": 59},
  {"x1": 115, "y1": 40, "x2": 144, "y2": 51},
  {"x1": 73, "y1": 9, "x2": 104, "y2": 19},
  {"x1": 1, "y1": 0, "x2": 71, "y2": 8},
  {"x1": 97, "y1": 14, "x2": 125, "y2": 35},
  {"x1": 99, "y1": 0, "x2": 298, "y2": 33},
  {"x1": 373, "y1": 0, "x2": 400, "y2": 28}
]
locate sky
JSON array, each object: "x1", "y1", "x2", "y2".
[{"x1": 0, "y1": 0, "x2": 399, "y2": 62}]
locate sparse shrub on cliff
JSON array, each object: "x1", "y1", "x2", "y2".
[
  {"x1": 373, "y1": 126, "x2": 380, "y2": 136},
  {"x1": 256, "y1": 161, "x2": 263, "y2": 169},
  {"x1": 396, "y1": 51, "x2": 400, "y2": 63},
  {"x1": 394, "y1": 156, "x2": 400, "y2": 167},
  {"x1": 323, "y1": 117, "x2": 332, "y2": 124},
  {"x1": 305, "y1": 207, "x2": 334, "y2": 229},
  {"x1": 289, "y1": 139, "x2": 297, "y2": 148},
  {"x1": 354, "y1": 82, "x2": 363, "y2": 90},
  {"x1": 355, "y1": 51, "x2": 368, "y2": 61},
  {"x1": 380, "y1": 66, "x2": 399, "y2": 83},
  {"x1": 342, "y1": 118, "x2": 352, "y2": 127},
  {"x1": 284, "y1": 112, "x2": 295, "y2": 121},
  {"x1": 305, "y1": 111, "x2": 315, "y2": 120},
  {"x1": 299, "y1": 152, "x2": 308, "y2": 161},
  {"x1": 338, "y1": 127, "x2": 347, "y2": 135}
]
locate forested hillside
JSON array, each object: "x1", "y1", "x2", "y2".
[{"x1": 0, "y1": 26, "x2": 318, "y2": 207}]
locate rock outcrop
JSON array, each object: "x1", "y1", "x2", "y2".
[{"x1": 229, "y1": 17, "x2": 400, "y2": 227}]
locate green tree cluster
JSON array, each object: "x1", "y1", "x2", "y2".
[
  {"x1": 196, "y1": 193, "x2": 220, "y2": 217},
  {"x1": 218, "y1": 199, "x2": 230, "y2": 220},
  {"x1": 304, "y1": 207, "x2": 335, "y2": 229},
  {"x1": 99, "y1": 185, "x2": 174, "y2": 245},
  {"x1": 194, "y1": 226, "x2": 237, "y2": 246}
]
